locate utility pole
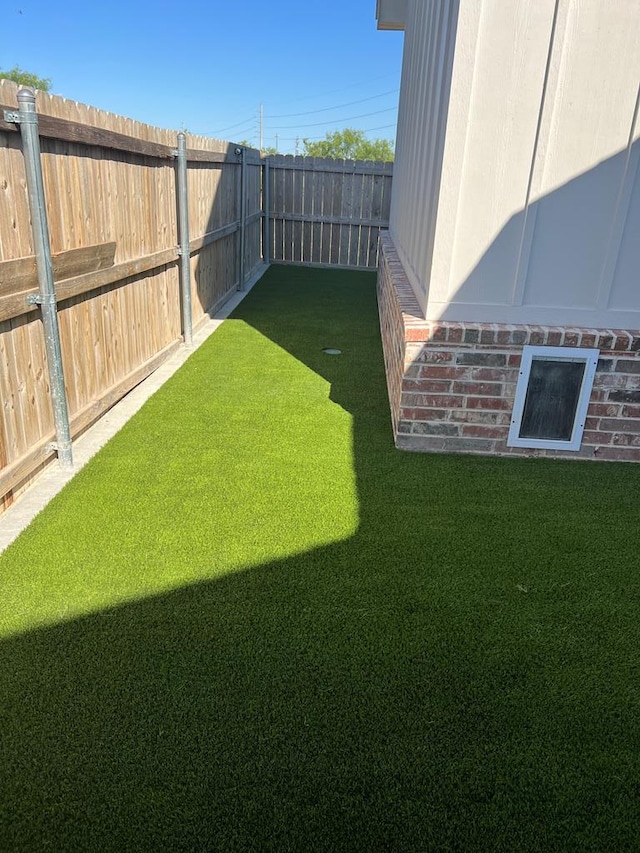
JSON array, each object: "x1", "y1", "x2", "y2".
[
  {"x1": 275, "y1": 133, "x2": 279, "y2": 153},
  {"x1": 259, "y1": 103, "x2": 263, "y2": 152}
]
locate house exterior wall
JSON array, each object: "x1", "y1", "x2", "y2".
[
  {"x1": 388, "y1": 0, "x2": 459, "y2": 318},
  {"x1": 378, "y1": 233, "x2": 640, "y2": 462},
  {"x1": 388, "y1": 0, "x2": 640, "y2": 329}
]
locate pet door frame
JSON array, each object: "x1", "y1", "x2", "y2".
[{"x1": 507, "y1": 345, "x2": 599, "y2": 451}]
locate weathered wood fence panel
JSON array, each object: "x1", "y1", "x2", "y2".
[
  {"x1": 0, "y1": 80, "x2": 262, "y2": 508},
  {"x1": 266, "y1": 155, "x2": 393, "y2": 270}
]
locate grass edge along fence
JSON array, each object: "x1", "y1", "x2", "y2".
[{"x1": 0, "y1": 79, "x2": 392, "y2": 511}]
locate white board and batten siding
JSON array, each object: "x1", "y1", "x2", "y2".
[{"x1": 386, "y1": 0, "x2": 640, "y2": 329}]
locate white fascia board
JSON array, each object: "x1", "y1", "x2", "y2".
[{"x1": 376, "y1": 0, "x2": 407, "y2": 30}]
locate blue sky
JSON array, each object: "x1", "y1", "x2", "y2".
[{"x1": 1, "y1": 0, "x2": 404, "y2": 153}]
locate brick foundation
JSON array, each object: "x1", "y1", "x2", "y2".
[{"x1": 377, "y1": 233, "x2": 640, "y2": 462}]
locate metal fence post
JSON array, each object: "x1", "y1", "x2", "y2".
[
  {"x1": 9, "y1": 89, "x2": 73, "y2": 469},
  {"x1": 238, "y1": 146, "x2": 246, "y2": 290},
  {"x1": 176, "y1": 132, "x2": 193, "y2": 346},
  {"x1": 263, "y1": 156, "x2": 270, "y2": 265}
]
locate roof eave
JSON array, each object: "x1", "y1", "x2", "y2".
[{"x1": 376, "y1": 0, "x2": 407, "y2": 31}]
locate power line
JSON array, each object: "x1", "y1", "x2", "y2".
[
  {"x1": 202, "y1": 80, "x2": 400, "y2": 138},
  {"x1": 268, "y1": 107, "x2": 396, "y2": 131},
  {"x1": 204, "y1": 123, "x2": 257, "y2": 139},
  {"x1": 268, "y1": 89, "x2": 399, "y2": 119},
  {"x1": 206, "y1": 115, "x2": 256, "y2": 134},
  {"x1": 272, "y1": 123, "x2": 397, "y2": 143},
  {"x1": 272, "y1": 72, "x2": 400, "y2": 107}
]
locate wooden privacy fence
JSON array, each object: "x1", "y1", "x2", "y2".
[
  {"x1": 0, "y1": 80, "x2": 263, "y2": 508},
  {"x1": 265, "y1": 155, "x2": 392, "y2": 269},
  {"x1": 0, "y1": 79, "x2": 393, "y2": 510}
]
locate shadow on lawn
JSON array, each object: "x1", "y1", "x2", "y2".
[{"x1": 1, "y1": 269, "x2": 638, "y2": 852}]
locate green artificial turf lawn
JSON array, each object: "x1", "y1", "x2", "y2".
[{"x1": 0, "y1": 266, "x2": 639, "y2": 851}]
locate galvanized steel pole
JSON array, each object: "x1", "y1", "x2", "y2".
[
  {"x1": 263, "y1": 156, "x2": 270, "y2": 265},
  {"x1": 238, "y1": 146, "x2": 246, "y2": 290},
  {"x1": 176, "y1": 132, "x2": 193, "y2": 346},
  {"x1": 16, "y1": 89, "x2": 73, "y2": 469}
]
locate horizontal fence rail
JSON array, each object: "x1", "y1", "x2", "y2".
[
  {"x1": 0, "y1": 104, "x2": 263, "y2": 164},
  {"x1": 265, "y1": 155, "x2": 393, "y2": 270}
]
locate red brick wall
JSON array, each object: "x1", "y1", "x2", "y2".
[{"x1": 377, "y1": 233, "x2": 640, "y2": 462}]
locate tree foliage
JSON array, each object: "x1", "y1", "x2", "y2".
[
  {"x1": 302, "y1": 128, "x2": 394, "y2": 162},
  {"x1": 0, "y1": 65, "x2": 52, "y2": 91}
]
